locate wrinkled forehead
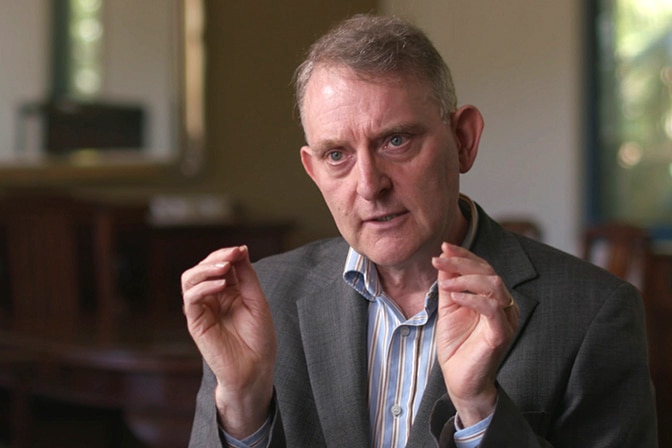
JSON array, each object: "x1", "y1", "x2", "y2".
[
  {"x1": 309, "y1": 62, "x2": 427, "y2": 91},
  {"x1": 299, "y1": 63, "x2": 434, "y2": 123}
]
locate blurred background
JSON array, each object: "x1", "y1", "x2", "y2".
[{"x1": 0, "y1": 0, "x2": 670, "y2": 446}]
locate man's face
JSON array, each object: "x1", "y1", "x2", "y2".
[{"x1": 300, "y1": 65, "x2": 481, "y2": 269}]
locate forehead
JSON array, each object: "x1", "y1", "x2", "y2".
[
  {"x1": 301, "y1": 65, "x2": 439, "y2": 142},
  {"x1": 303, "y1": 64, "x2": 431, "y2": 106}
]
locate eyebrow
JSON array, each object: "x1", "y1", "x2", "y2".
[
  {"x1": 309, "y1": 139, "x2": 344, "y2": 155},
  {"x1": 309, "y1": 122, "x2": 428, "y2": 154},
  {"x1": 370, "y1": 122, "x2": 428, "y2": 147},
  {"x1": 380, "y1": 123, "x2": 427, "y2": 138}
]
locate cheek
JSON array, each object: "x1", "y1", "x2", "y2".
[
  {"x1": 407, "y1": 154, "x2": 457, "y2": 196},
  {"x1": 317, "y1": 181, "x2": 352, "y2": 216}
]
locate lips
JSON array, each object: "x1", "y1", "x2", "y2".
[
  {"x1": 369, "y1": 211, "x2": 406, "y2": 222},
  {"x1": 375, "y1": 214, "x2": 400, "y2": 222}
]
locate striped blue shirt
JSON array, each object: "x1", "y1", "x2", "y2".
[{"x1": 343, "y1": 252, "x2": 438, "y2": 447}]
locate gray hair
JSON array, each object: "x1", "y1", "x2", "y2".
[{"x1": 294, "y1": 14, "x2": 457, "y2": 124}]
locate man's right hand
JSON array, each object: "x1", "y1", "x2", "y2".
[{"x1": 181, "y1": 245, "x2": 277, "y2": 439}]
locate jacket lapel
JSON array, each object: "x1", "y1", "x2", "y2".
[
  {"x1": 407, "y1": 362, "x2": 451, "y2": 447},
  {"x1": 297, "y1": 275, "x2": 371, "y2": 446},
  {"x1": 470, "y1": 206, "x2": 540, "y2": 359}
]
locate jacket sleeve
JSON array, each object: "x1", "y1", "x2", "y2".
[
  {"x1": 538, "y1": 283, "x2": 657, "y2": 446},
  {"x1": 188, "y1": 362, "x2": 287, "y2": 448},
  {"x1": 430, "y1": 283, "x2": 657, "y2": 447},
  {"x1": 188, "y1": 361, "x2": 223, "y2": 448},
  {"x1": 430, "y1": 389, "x2": 553, "y2": 448}
]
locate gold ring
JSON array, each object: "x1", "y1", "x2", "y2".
[{"x1": 503, "y1": 297, "x2": 516, "y2": 309}]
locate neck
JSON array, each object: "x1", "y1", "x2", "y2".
[
  {"x1": 378, "y1": 262, "x2": 436, "y2": 317},
  {"x1": 377, "y1": 203, "x2": 471, "y2": 318}
]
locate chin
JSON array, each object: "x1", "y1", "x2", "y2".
[{"x1": 361, "y1": 244, "x2": 417, "y2": 267}]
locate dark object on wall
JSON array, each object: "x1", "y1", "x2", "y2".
[{"x1": 19, "y1": 100, "x2": 145, "y2": 154}]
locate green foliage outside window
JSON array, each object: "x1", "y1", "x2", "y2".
[{"x1": 595, "y1": 0, "x2": 672, "y2": 230}]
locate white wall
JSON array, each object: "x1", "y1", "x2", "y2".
[
  {"x1": 381, "y1": 0, "x2": 584, "y2": 254},
  {"x1": 0, "y1": 0, "x2": 49, "y2": 161}
]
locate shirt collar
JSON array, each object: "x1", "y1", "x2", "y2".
[
  {"x1": 343, "y1": 194, "x2": 479, "y2": 302},
  {"x1": 458, "y1": 193, "x2": 478, "y2": 250}
]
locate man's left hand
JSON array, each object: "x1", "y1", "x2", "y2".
[{"x1": 432, "y1": 242, "x2": 520, "y2": 427}]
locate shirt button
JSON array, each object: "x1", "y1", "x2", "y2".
[
  {"x1": 399, "y1": 326, "x2": 410, "y2": 337},
  {"x1": 391, "y1": 405, "x2": 403, "y2": 417}
]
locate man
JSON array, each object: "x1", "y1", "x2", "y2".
[{"x1": 181, "y1": 14, "x2": 657, "y2": 447}]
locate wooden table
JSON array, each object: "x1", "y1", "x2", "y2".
[{"x1": 0, "y1": 315, "x2": 202, "y2": 447}]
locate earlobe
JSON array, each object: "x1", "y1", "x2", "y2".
[{"x1": 452, "y1": 105, "x2": 484, "y2": 173}]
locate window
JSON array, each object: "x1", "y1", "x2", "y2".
[
  {"x1": 588, "y1": 0, "x2": 672, "y2": 238},
  {"x1": 52, "y1": 0, "x2": 104, "y2": 98}
]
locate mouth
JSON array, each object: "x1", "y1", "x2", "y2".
[{"x1": 370, "y1": 212, "x2": 406, "y2": 223}]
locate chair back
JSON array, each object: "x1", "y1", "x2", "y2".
[
  {"x1": 581, "y1": 222, "x2": 651, "y2": 287},
  {"x1": 499, "y1": 219, "x2": 543, "y2": 240},
  {"x1": 0, "y1": 194, "x2": 133, "y2": 334},
  {"x1": 0, "y1": 195, "x2": 92, "y2": 328}
]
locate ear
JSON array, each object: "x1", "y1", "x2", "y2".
[
  {"x1": 451, "y1": 105, "x2": 484, "y2": 174},
  {"x1": 300, "y1": 145, "x2": 319, "y2": 184}
]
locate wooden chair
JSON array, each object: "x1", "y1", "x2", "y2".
[
  {"x1": 581, "y1": 222, "x2": 651, "y2": 287},
  {"x1": 0, "y1": 195, "x2": 99, "y2": 331},
  {"x1": 0, "y1": 193, "x2": 149, "y2": 331},
  {"x1": 499, "y1": 219, "x2": 543, "y2": 240}
]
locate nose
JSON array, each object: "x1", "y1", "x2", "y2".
[{"x1": 355, "y1": 151, "x2": 392, "y2": 200}]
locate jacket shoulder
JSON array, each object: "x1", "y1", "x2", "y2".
[{"x1": 253, "y1": 237, "x2": 348, "y2": 292}]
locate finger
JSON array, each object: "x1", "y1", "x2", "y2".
[
  {"x1": 439, "y1": 242, "x2": 489, "y2": 263},
  {"x1": 182, "y1": 278, "x2": 227, "y2": 325},
  {"x1": 442, "y1": 288, "x2": 519, "y2": 333},
  {"x1": 444, "y1": 291, "x2": 499, "y2": 318},
  {"x1": 181, "y1": 261, "x2": 232, "y2": 294},
  {"x1": 432, "y1": 258, "x2": 491, "y2": 285},
  {"x1": 433, "y1": 250, "x2": 494, "y2": 276},
  {"x1": 439, "y1": 277, "x2": 518, "y2": 333},
  {"x1": 182, "y1": 245, "x2": 246, "y2": 294},
  {"x1": 443, "y1": 290, "x2": 519, "y2": 337},
  {"x1": 182, "y1": 276, "x2": 229, "y2": 319},
  {"x1": 196, "y1": 246, "x2": 249, "y2": 266},
  {"x1": 228, "y1": 245, "x2": 266, "y2": 299},
  {"x1": 182, "y1": 245, "x2": 252, "y2": 294},
  {"x1": 182, "y1": 277, "x2": 226, "y2": 306},
  {"x1": 439, "y1": 274, "x2": 510, "y2": 307}
]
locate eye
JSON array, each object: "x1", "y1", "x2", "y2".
[
  {"x1": 389, "y1": 135, "x2": 405, "y2": 147},
  {"x1": 383, "y1": 134, "x2": 411, "y2": 152},
  {"x1": 326, "y1": 150, "x2": 345, "y2": 164},
  {"x1": 380, "y1": 131, "x2": 418, "y2": 160}
]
